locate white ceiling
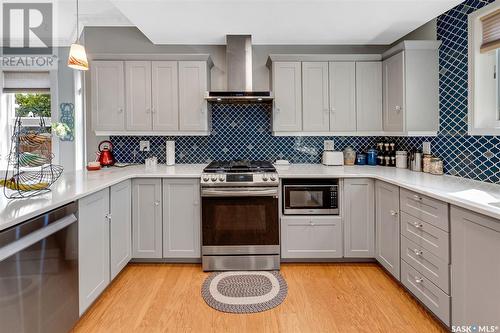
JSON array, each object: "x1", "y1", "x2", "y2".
[{"x1": 109, "y1": 0, "x2": 462, "y2": 45}]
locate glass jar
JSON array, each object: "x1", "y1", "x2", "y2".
[
  {"x1": 422, "y1": 154, "x2": 433, "y2": 173},
  {"x1": 396, "y1": 151, "x2": 407, "y2": 169},
  {"x1": 430, "y1": 158, "x2": 444, "y2": 175},
  {"x1": 343, "y1": 147, "x2": 356, "y2": 165}
]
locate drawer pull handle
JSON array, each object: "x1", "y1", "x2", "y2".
[
  {"x1": 413, "y1": 249, "x2": 423, "y2": 256},
  {"x1": 413, "y1": 222, "x2": 423, "y2": 229},
  {"x1": 415, "y1": 277, "x2": 424, "y2": 283},
  {"x1": 389, "y1": 210, "x2": 398, "y2": 216},
  {"x1": 413, "y1": 194, "x2": 422, "y2": 201}
]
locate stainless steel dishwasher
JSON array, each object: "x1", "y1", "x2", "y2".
[{"x1": 0, "y1": 202, "x2": 79, "y2": 333}]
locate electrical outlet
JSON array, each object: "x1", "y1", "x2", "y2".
[
  {"x1": 139, "y1": 140, "x2": 150, "y2": 152},
  {"x1": 422, "y1": 142, "x2": 431, "y2": 155},
  {"x1": 324, "y1": 140, "x2": 335, "y2": 151}
]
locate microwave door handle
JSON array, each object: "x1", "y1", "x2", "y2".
[{"x1": 201, "y1": 188, "x2": 278, "y2": 197}]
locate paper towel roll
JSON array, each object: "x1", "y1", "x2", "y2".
[{"x1": 166, "y1": 141, "x2": 175, "y2": 166}]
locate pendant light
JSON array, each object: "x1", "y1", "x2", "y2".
[{"x1": 67, "y1": 0, "x2": 88, "y2": 71}]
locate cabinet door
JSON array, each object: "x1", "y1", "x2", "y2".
[
  {"x1": 272, "y1": 62, "x2": 302, "y2": 132},
  {"x1": 110, "y1": 180, "x2": 132, "y2": 280},
  {"x1": 91, "y1": 61, "x2": 125, "y2": 131},
  {"x1": 383, "y1": 52, "x2": 405, "y2": 132},
  {"x1": 162, "y1": 179, "x2": 201, "y2": 258},
  {"x1": 344, "y1": 178, "x2": 375, "y2": 258},
  {"x1": 132, "y1": 179, "x2": 162, "y2": 258},
  {"x1": 375, "y1": 181, "x2": 400, "y2": 280},
  {"x1": 78, "y1": 188, "x2": 110, "y2": 315},
  {"x1": 152, "y1": 61, "x2": 179, "y2": 131},
  {"x1": 178, "y1": 61, "x2": 208, "y2": 131},
  {"x1": 356, "y1": 62, "x2": 382, "y2": 131},
  {"x1": 451, "y1": 207, "x2": 500, "y2": 328},
  {"x1": 329, "y1": 62, "x2": 356, "y2": 132},
  {"x1": 302, "y1": 62, "x2": 330, "y2": 131},
  {"x1": 281, "y1": 216, "x2": 343, "y2": 258},
  {"x1": 125, "y1": 61, "x2": 152, "y2": 131}
]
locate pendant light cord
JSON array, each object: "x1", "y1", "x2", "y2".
[{"x1": 76, "y1": 0, "x2": 80, "y2": 43}]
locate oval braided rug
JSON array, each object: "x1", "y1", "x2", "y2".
[{"x1": 201, "y1": 271, "x2": 288, "y2": 313}]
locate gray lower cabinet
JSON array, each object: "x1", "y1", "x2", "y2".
[
  {"x1": 162, "y1": 179, "x2": 201, "y2": 258},
  {"x1": 451, "y1": 206, "x2": 500, "y2": 328},
  {"x1": 110, "y1": 180, "x2": 132, "y2": 279},
  {"x1": 375, "y1": 180, "x2": 400, "y2": 280},
  {"x1": 343, "y1": 178, "x2": 375, "y2": 258},
  {"x1": 78, "y1": 188, "x2": 110, "y2": 315},
  {"x1": 281, "y1": 216, "x2": 343, "y2": 259},
  {"x1": 132, "y1": 179, "x2": 162, "y2": 258}
]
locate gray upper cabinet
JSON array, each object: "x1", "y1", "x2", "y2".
[
  {"x1": 162, "y1": 179, "x2": 201, "y2": 258},
  {"x1": 125, "y1": 61, "x2": 152, "y2": 131},
  {"x1": 78, "y1": 188, "x2": 110, "y2": 315},
  {"x1": 132, "y1": 179, "x2": 163, "y2": 258},
  {"x1": 356, "y1": 62, "x2": 383, "y2": 132},
  {"x1": 329, "y1": 61, "x2": 356, "y2": 132},
  {"x1": 91, "y1": 57, "x2": 211, "y2": 135},
  {"x1": 178, "y1": 61, "x2": 209, "y2": 132},
  {"x1": 375, "y1": 180, "x2": 400, "y2": 280},
  {"x1": 152, "y1": 61, "x2": 179, "y2": 131},
  {"x1": 451, "y1": 206, "x2": 500, "y2": 328},
  {"x1": 382, "y1": 41, "x2": 440, "y2": 135},
  {"x1": 344, "y1": 178, "x2": 375, "y2": 258},
  {"x1": 110, "y1": 180, "x2": 132, "y2": 280},
  {"x1": 302, "y1": 62, "x2": 330, "y2": 132},
  {"x1": 272, "y1": 61, "x2": 303, "y2": 132},
  {"x1": 91, "y1": 61, "x2": 125, "y2": 131},
  {"x1": 382, "y1": 51, "x2": 405, "y2": 132}
]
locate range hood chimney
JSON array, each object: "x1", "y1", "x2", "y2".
[{"x1": 206, "y1": 35, "x2": 273, "y2": 103}]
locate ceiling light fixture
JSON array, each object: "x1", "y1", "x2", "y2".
[{"x1": 67, "y1": 0, "x2": 88, "y2": 71}]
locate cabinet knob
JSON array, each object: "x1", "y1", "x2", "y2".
[
  {"x1": 105, "y1": 213, "x2": 112, "y2": 221},
  {"x1": 413, "y1": 222, "x2": 423, "y2": 229},
  {"x1": 201, "y1": 107, "x2": 205, "y2": 114},
  {"x1": 395, "y1": 105, "x2": 402, "y2": 112},
  {"x1": 415, "y1": 277, "x2": 424, "y2": 284},
  {"x1": 118, "y1": 108, "x2": 123, "y2": 114},
  {"x1": 151, "y1": 107, "x2": 156, "y2": 114},
  {"x1": 330, "y1": 107, "x2": 336, "y2": 113},
  {"x1": 413, "y1": 249, "x2": 423, "y2": 256},
  {"x1": 154, "y1": 201, "x2": 160, "y2": 206},
  {"x1": 309, "y1": 221, "x2": 315, "y2": 226},
  {"x1": 413, "y1": 194, "x2": 422, "y2": 201},
  {"x1": 275, "y1": 107, "x2": 280, "y2": 113},
  {"x1": 389, "y1": 210, "x2": 398, "y2": 216}
]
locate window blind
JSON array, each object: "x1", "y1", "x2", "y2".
[
  {"x1": 2, "y1": 71, "x2": 51, "y2": 93},
  {"x1": 481, "y1": 8, "x2": 500, "y2": 53}
]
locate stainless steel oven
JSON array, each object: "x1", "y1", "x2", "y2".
[
  {"x1": 201, "y1": 186, "x2": 280, "y2": 271},
  {"x1": 283, "y1": 179, "x2": 339, "y2": 215}
]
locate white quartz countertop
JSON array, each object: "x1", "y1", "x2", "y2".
[
  {"x1": 1, "y1": 163, "x2": 500, "y2": 232},
  {"x1": 0, "y1": 164, "x2": 206, "y2": 231}
]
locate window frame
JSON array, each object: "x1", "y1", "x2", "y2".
[{"x1": 468, "y1": 0, "x2": 500, "y2": 135}]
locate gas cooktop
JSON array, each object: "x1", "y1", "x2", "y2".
[{"x1": 203, "y1": 160, "x2": 276, "y2": 173}]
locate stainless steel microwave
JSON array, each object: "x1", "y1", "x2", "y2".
[{"x1": 282, "y1": 179, "x2": 339, "y2": 215}]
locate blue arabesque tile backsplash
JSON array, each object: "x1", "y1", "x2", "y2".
[{"x1": 112, "y1": 0, "x2": 499, "y2": 184}]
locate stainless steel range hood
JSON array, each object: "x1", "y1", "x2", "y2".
[{"x1": 206, "y1": 35, "x2": 273, "y2": 103}]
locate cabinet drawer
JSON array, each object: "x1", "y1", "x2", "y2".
[
  {"x1": 281, "y1": 217, "x2": 343, "y2": 259},
  {"x1": 401, "y1": 236, "x2": 449, "y2": 293},
  {"x1": 401, "y1": 212, "x2": 449, "y2": 261},
  {"x1": 400, "y1": 189, "x2": 449, "y2": 231},
  {"x1": 401, "y1": 260, "x2": 450, "y2": 325}
]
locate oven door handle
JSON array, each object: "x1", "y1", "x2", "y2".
[{"x1": 201, "y1": 187, "x2": 279, "y2": 197}]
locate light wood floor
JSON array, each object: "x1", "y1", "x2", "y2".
[{"x1": 72, "y1": 263, "x2": 447, "y2": 333}]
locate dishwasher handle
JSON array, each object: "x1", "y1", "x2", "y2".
[{"x1": 0, "y1": 214, "x2": 77, "y2": 262}]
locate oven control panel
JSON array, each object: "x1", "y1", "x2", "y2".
[{"x1": 201, "y1": 173, "x2": 279, "y2": 186}]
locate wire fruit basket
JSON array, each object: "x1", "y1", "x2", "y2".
[{"x1": 2, "y1": 116, "x2": 63, "y2": 199}]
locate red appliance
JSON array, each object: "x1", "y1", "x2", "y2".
[{"x1": 98, "y1": 140, "x2": 115, "y2": 167}]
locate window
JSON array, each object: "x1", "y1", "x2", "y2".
[
  {"x1": 0, "y1": 71, "x2": 52, "y2": 170},
  {"x1": 468, "y1": 1, "x2": 500, "y2": 135}
]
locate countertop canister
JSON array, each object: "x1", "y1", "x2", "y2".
[{"x1": 396, "y1": 151, "x2": 407, "y2": 169}]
